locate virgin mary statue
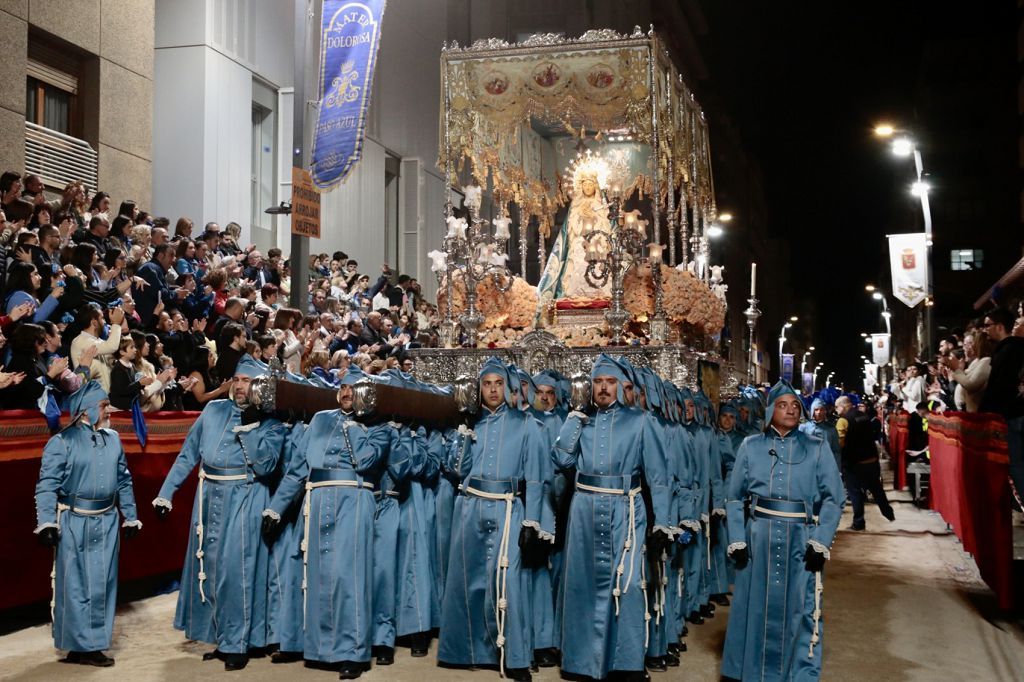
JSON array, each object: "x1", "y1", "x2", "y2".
[{"x1": 535, "y1": 167, "x2": 612, "y2": 322}]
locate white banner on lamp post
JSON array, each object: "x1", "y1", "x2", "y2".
[
  {"x1": 871, "y1": 333, "x2": 891, "y2": 366},
  {"x1": 887, "y1": 233, "x2": 929, "y2": 307}
]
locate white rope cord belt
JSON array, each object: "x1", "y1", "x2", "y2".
[
  {"x1": 754, "y1": 505, "x2": 807, "y2": 519},
  {"x1": 705, "y1": 518, "x2": 712, "y2": 571},
  {"x1": 49, "y1": 501, "x2": 113, "y2": 621},
  {"x1": 195, "y1": 469, "x2": 248, "y2": 603},
  {"x1": 464, "y1": 486, "x2": 516, "y2": 678},
  {"x1": 301, "y1": 478, "x2": 373, "y2": 625},
  {"x1": 809, "y1": 572, "x2": 823, "y2": 658}
]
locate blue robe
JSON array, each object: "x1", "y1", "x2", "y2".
[
  {"x1": 722, "y1": 429, "x2": 844, "y2": 681},
  {"x1": 668, "y1": 420, "x2": 698, "y2": 639},
  {"x1": 268, "y1": 423, "x2": 308, "y2": 653},
  {"x1": 530, "y1": 408, "x2": 563, "y2": 652},
  {"x1": 642, "y1": 412, "x2": 676, "y2": 660},
  {"x1": 709, "y1": 431, "x2": 734, "y2": 595},
  {"x1": 371, "y1": 426, "x2": 413, "y2": 649},
  {"x1": 395, "y1": 427, "x2": 438, "y2": 638},
  {"x1": 157, "y1": 399, "x2": 287, "y2": 654},
  {"x1": 269, "y1": 409, "x2": 394, "y2": 664},
  {"x1": 35, "y1": 423, "x2": 139, "y2": 652},
  {"x1": 799, "y1": 419, "x2": 841, "y2": 473},
  {"x1": 437, "y1": 404, "x2": 549, "y2": 671},
  {"x1": 553, "y1": 405, "x2": 672, "y2": 679},
  {"x1": 434, "y1": 429, "x2": 458, "y2": 610},
  {"x1": 682, "y1": 421, "x2": 711, "y2": 617}
]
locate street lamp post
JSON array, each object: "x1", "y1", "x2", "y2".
[
  {"x1": 874, "y1": 124, "x2": 935, "y2": 355},
  {"x1": 778, "y1": 316, "x2": 798, "y2": 381}
]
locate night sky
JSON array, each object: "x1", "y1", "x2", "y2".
[{"x1": 696, "y1": 2, "x2": 1015, "y2": 387}]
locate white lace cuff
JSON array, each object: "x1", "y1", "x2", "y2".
[
  {"x1": 568, "y1": 410, "x2": 589, "y2": 423},
  {"x1": 807, "y1": 539, "x2": 831, "y2": 560},
  {"x1": 34, "y1": 522, "x2": 58, "y2": 534},
  {"x1": 232, "y1": 422, "x2": 259, "y2": 434},
  {"x1": 388, "y1": 421, "x2": 403, "y2": 430},
  {"x1": 457, "y1": 424, "x2": 476, "y2": 440},
  {"x1": 121, "y1": 519, "x2": 143, "y2": 529},
  {"x1": 521, "y1": 520, "x2": 556, "y2": 544},
  {"x1": 727, "y1": 541, "x2": 747, "y2": 556},
  {"x1": 152, "y1": 497, "x2": 172, "y2": 510},
  {"x1": 652, "y1": 524, "x2": 673, "y2": 537},
  {"x1": 700, "y1": 513, "x2": 710, "y2": 524},
  {"x1": 679, "y1": 519, "x2": 701, "y2": 532},
  {"x1": 712, "y1": 508, "x2": 726, "y2": 518}
]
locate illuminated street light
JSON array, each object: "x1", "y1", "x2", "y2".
[
  {"x1": 892, "y1": 137, "x2": 914, "y2": 157},
  {"x1": 707, "y1": 223, "x2": 724, "y2": 238},
  {"x1": 874, "y1": 124, "x2": 895, "y2": 137},
  {"x1": 910, "y1": 180, "x2": 930, "y2": 197},
  {"x1": 718, "y1": 212, "x2": 734, "y2": 223},
  {"x1": 865, "y1": 284, "x2": 876, "y2": 292},
  {"x1": 872, "y1": 292, "x2": 883, "y2": 300}
]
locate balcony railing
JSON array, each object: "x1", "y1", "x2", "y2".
[{"x1": 24, "y1": 121, "x2": 97, "y2": 192}]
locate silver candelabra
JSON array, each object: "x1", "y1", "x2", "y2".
[
  {"x1": 441, "y1": 188, "x2": 514, "y2": 348},
  {"x1": 744, "y1": 295, "x2": 761, "y2": 382},
  {"x1": 581, "y1": 194, "x2": 645, "y2": 345}
]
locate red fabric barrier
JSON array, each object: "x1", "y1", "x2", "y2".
[
  {"x1": 928, "y1": 412, "x2": 1014, "y2": 611},
  {"x1": 0, "y1": 410, "x2": 198, "y2": 610},
  {"x1": 888, "y1": 412, "x2": 909, "y2": 490}
]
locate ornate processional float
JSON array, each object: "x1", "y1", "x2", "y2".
[{"x1": 411, "y1": 27, "x2": 743, "y2": 395}]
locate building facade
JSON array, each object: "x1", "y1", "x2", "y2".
[{"x1": 0, "y1": 0, "x2": 155, "y2": 207}]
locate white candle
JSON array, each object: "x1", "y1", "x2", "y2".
[{"x1": 750, "y1": 262, "x2": 757, "y2": 297}]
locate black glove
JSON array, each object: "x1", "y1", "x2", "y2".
[
  {"x1": 241, "y1": 406, "x2": 265, "y2": 426},
  {"x1": 709, "y1": 518, "x2": 719, "y2": 544},
  {"x1": 730, "y1": 546, "x2": 749, "y2": 570},
  {"x1": 123, "y1": 524, "x2": 141, "y2": 540},
  {"x1": 804, "y1": 546, "x2": 826, "y2": 572},
  {"x1": 154, "y1": 505, "x2": 170, "y2": 520},
  {"x1": 647, "y1": 527, "x2": 672, "y2": 557},
  {"x1": 519, "y1": 525, "x2": 549, "y2": 569},
  {"x1": 262, "y1": 515, "x2": 280, "y2": 542},
  {"x1": 37, "y1": 526, "x2": 59, "y2": 547}
]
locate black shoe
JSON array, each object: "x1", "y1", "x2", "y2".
[
  {"x1": 848, "y1": 524, "x2": 866, "y2": 532},
  {"x1": 882, "y1": 506, "x2": 896, "y2": 522},
  {"x1": 664, "y1": 652, "x2": 680, "y2": 667},
  {"x1": 534, "y1": 647, "x2": 558, "y2": 668},
  {"x1": 409, "y1": 631, "x2": 429, "y2": 657},
  {"x1": 202, "y1": 649, "x2": 225, "y2": 662},
  {"x1": 677, "y1": 641, "x2": 687, "y2": 653},
  {"x1": 64, "y1": 651, "x2": 115, "y2": 667},
  {"x1": 270, "y1": 650, "x2": 301, "y2": 663},
  {"x1": 645, "y1": 656, "x2": 667, "y2": 672},
  {"x1": 700, "y1": 604, "x2": 715, "y2": 619},
  {"x1": 223, "y1": 653, "x2": 249, "y2": 671},
  {"x1": 373, "y1": 646, "x2": 394, "y2": 665},
  {"x1": 504, "y1": 667, "x2": 532, "y2": 681},
  {"x1": 686, "y1": 611, "x2": 704, "y2": 625},
  {"x1": 666, "y1": 642, "x2": 680, "y2": 655},
  {"x1": 711, "y1": 593, "x2": 730, "y2": 606},
  {"x1": 338, "y1": 661, "x2": 363, "y2": 679},
  {"x1": 680, "y1": 625, "x2": 689, "y2": 637}
]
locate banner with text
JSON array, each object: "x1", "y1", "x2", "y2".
[
  {"x1": 871, "y1": 333, "x2": 891, "y2": 366},
  {"x1": 781, "y1": 353, "x2": 794, "y2": 383},
  {"x1": 311, "y1": 0, "x2": 387, "y2": 190},
  {"x1": 887, "y1": 232, "x2": 929, "y2": 307}
]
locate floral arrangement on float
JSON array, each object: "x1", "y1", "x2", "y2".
[
  {"x1": 623, "y1": 263, "x2": 726, "y2": 336},
  {"x1": 437, "y1": 270, "x2": 539, "y2": 331}
]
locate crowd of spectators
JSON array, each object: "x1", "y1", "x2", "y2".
[
  {"x1": 883, "y1": 302, "x2": 1024, "y2": 503},
  {"x1": 0, "y1": 172, "x2": 443, "y2": 414}
]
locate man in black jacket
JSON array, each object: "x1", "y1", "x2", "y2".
[
  {"x1": 979, "y1": 307, "x2": 1024, "y2": 502},
  {"x1": 836, "y1": 396, "x2": 895, "y2": 530}
]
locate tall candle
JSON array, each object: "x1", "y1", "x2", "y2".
[{"x1": 750, "y1": 262, "x2": 757, "y2": 297}]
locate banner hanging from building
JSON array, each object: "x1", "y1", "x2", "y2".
[
  {"x1": 863, "y1": 363, "x2": 879, "y2": 395},
  {"x1": 781, "y1": 353, "x2": 794, "y2": 383},
  {"x1": 871, "y1": 333, "x2": 891, "y2": 366},
  {"x1": 887, "y1": 232, "x2": 929, "y2": 307},
  {"x1": 802, "y1": 372, "x2": 814, "y2": 395},
  {"x1": 310, "y1": 0, "x2": 387, "y2": 190}
]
